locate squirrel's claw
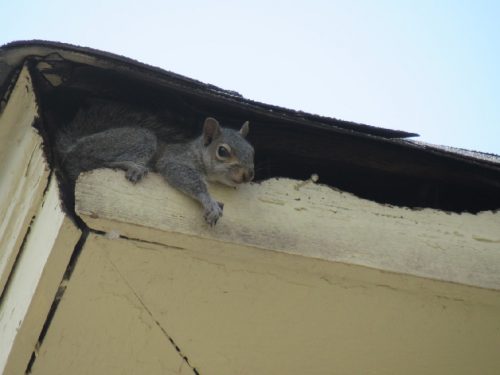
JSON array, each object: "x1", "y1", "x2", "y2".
[
  {"x1": 203, "y1": 199, "x2": 224, "y2": 226},
  {"x1": 125, "y1": 165, "x2": 149, "y2": 184}
]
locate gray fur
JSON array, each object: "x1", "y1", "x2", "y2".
[{"x1": 57, "y1": 102, "x2": 254, "y2": 226}]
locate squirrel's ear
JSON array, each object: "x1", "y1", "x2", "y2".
[
  {"x1": 203, "y1": 117, "x2": 221, "y2": 145},
  {"x1": 240, "y1": 121, "x2": 250, "y2": 138}
]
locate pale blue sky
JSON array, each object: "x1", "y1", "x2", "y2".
[{"x1": 2, "y1": 0, "x2": 499, "y2": 153}]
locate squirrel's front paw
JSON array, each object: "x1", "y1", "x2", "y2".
[
  {"x1": 203, "y1": 200, "x2": 224, "y2": 226},
  {"x1": 126, "y1": 165, "x2": 149, "y2": 184}
]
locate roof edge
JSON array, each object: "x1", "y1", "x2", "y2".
[{"x1": 0, "y1": 39, "x2": 418, "y2": 139}]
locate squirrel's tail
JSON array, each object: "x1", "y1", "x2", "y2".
[
  {"x1": 55, "y1": 107, "x2": 87, "y2": 157},
  {"x1": 55, "y1": 106, "x2": 91, "y2": 183},
  {"x1": 55, "y1": 100, "x2": 113, "y2": 157},
  {"x1": 55, "y1": 130, "x2": 75, "y2": 156}
]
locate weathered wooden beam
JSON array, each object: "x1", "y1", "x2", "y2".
[
  {"x1": 76, "y1": 168, "x2": 500, "y2": 291},
  {"x1": 0, "y1": 177, "x2": 80, "y2": 374},
  {"x1": 0, "y1": 65, "x2": 81, "y2": 375},
  {"x1": 0, "y1": 65, "x2": 49, "y2": 295}
]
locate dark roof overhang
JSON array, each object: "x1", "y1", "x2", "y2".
[{"x1": 1, "y1": 40, "x2": 499, "y2": 212}]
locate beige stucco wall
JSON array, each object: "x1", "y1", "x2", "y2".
[{"x1": 31, "y1": 231, "x2": 500, "y2": 375}]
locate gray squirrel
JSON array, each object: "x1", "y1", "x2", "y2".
[{"x1": 57, "y1": 101, "x2": 255, "y2": 226}]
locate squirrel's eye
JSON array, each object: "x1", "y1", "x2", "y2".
[{"x1": 216, "y1": 145, "x2": 231, "y2": 159}]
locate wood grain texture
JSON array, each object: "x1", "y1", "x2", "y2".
[
  {"x1": 75, "y1": 168, "x2": 500, "y2": 290},
  {"x1": 0, "y1": 177, "x2": 80, "y2": 374},
  {"x1": 0, "y1": 65, "x2": 50, "y2": 296}
]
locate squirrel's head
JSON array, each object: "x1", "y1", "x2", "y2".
[{"x1": 201, "y1": 117, "x2": 254, "y2": 187}]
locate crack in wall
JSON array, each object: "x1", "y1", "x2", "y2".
[
  {"x1": 105, "y1": 254, "x2": 200, "y2": 375},
  {"x1": 25, "y1": 229, "x2": 88, "y2": 374},
  {"x1": 0, "y1": 216, "x2": 35, "y2": 304},
  {"x1": 0, "y1": 166, "x2": 52, "y2": 303},
  {"x1": 90, "y1": 228, "x2": 187, "y2": 251}
]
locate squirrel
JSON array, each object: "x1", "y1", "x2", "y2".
[{"x1": 56, "y1": 100, "x2": 255, "y2": 226}]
